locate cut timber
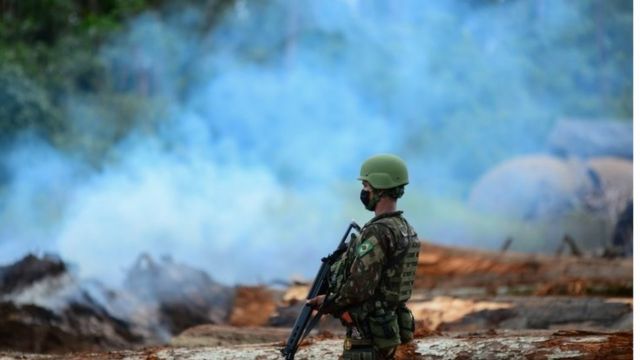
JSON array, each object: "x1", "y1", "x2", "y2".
[
  {"x1": 416, "y1": 242, "x2": 632, "y2": 296},
  {"x1": 228, "y1": 286, "x2": 279, "y2": 327},
  {"x1": 409, "y1": 296, "x2": 632, "y2": 332},
  {"x1": 171, "y1": 324, "x2": 290, "y2": 347},
  {"x1": 6, "y1": 329, "x2": 629, "y2": 359}
]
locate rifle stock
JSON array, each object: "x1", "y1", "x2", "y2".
[{"x1": 281, "y1": 221, "x2": 361, "y2": 360}]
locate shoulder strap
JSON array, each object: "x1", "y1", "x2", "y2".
[
  {"x1": 361, "y1": 221, "x2": 392, "y2": 258},
  {"x1": 375, "y1": 216, "x2": 415, "y2": 265}
]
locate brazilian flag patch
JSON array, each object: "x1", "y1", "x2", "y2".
[{"x1": 357, "y1": 238, "x2": 375, "y2": 257}]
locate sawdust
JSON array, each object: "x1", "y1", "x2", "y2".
[
  {"x1": 395, "y1": 342, "x2": 422, "y2": 360},
  {"x1": 312, "y1": 330, "x2": 338, "y2": 340},
  {"x1": 228, "y1": 286, "x2": 278, "y2": 327},
  {"x1": 415, "y1": 242, "x2": 632, "y2": 296}
]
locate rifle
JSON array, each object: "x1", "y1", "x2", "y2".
[{"x1": 281, "y1": 221, "x2": 361, "y2": 360}]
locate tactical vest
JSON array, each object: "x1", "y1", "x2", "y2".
[
  {"x1": 345, "y1": 213, "x2": 420, "y2": 349},
  {"x1": 328, "y1": 212, "x2": 420, "y2": 310},
  {"x1": 369, "y1": 214, "x2": 420, "y2": 306}
]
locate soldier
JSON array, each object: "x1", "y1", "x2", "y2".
[{"x1": 308, "y1": 154, "x2": 420, "y2": 360}]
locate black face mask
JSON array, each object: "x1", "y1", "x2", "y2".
[{"x1": 360, "y1": 189, "x2": 379, "y2": 211}]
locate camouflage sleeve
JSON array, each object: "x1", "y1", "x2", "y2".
[{"x1": 323, "y1": 225, "x2": 390, "y2": 312}]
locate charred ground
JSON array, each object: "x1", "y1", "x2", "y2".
[{"x1": 0, "y1": 241, "x2": 632, "y2": 359}]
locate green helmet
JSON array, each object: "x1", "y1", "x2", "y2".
[{"x1": 358, "y1": 154, "x2": 409, "y2": 189}]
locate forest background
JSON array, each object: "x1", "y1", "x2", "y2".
[{"x1": 0, "y1": 0, "x2": 632, "y2": 285}]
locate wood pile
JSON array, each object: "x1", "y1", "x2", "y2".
[{"x1": 415, "y1": 242, "x2": 632, "y2": 296}]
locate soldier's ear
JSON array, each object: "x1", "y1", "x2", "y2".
[{"x1": 377, "y1": 189, "x2": 390, "y2": 199}]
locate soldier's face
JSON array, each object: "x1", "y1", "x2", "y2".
[{"x1": 360, "y1": 181, "x2": 377, "y2": 211}]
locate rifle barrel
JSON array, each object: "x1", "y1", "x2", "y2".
[{"x1": 281, "y1": 221, "x2": 361, "y2": 359}]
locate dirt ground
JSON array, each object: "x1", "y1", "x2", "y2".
[
  {"x1": 0, "y1": 243, "x2": 631, "y2": 359},
  {"x1": 0, "y1": 327, "x2": 631, "y2": 359}
]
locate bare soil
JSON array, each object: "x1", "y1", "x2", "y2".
[{"x1": 0, "y1": 328, "x2": 630, "y2": 359}]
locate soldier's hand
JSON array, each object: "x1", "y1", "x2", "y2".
[{"x1": 306, "y1": 294, "x2": 326, "y2": 309}]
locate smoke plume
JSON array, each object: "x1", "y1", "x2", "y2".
[{"x1": 0, "y1": 0, "x2": 631, "y2": 285}]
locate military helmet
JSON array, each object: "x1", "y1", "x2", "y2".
[{"x1": 358, "y1": 154, "x2": 409, "y2": 189}]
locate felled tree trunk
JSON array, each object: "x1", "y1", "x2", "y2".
[
  {"x1": 416, "y1": 242, "x2": 632, "y2": 296},
  {"x1": 409, "y1": 296, "x2": 632, "y2": 332},
  {"x1": 35, "y1": 329, "x2": 629, "y2": 359}
]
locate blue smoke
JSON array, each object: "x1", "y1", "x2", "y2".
[{"x1": 0, "y1": 0, "x2": 631, "y2": 285}]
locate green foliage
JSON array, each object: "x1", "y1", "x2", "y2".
[
  {"x1": 0, "y1": 0, "x2": 156, "y2": 149},
  {"x1": 59, "y1": 92, "x2": 172, "y2": 165},
  {"x1": 0, "y1": 0, "x2": 632, "y2": 173},
  {"x1": 0, "y1": 0, "x2": 180, "y2": 157},
  {"x1": 0, "y1": 0, "x2": 237, "y2": 157},
  {"x1": 0, "y1": 63, "x2": 63, "y2": 145}
]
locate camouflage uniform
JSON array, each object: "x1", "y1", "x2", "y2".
[{"x1": 322, "y1": 211, "x2": 420, "y2": 360}]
